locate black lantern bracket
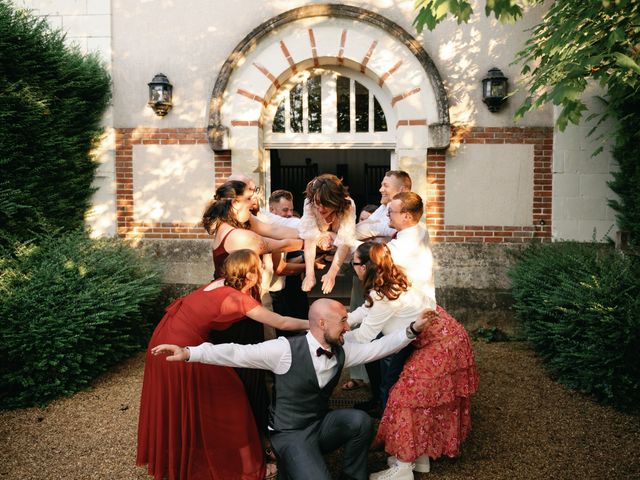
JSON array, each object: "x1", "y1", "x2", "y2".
[
  {"x1": 148, "y1": 73, "x2": 173, "y2": 116},
  {"x1": 482, "y1": 68, "x2": 508, "y2": 113}
]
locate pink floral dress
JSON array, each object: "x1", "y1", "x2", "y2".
[{"x1": 375, "y1": 305, "x2": 479, "y2": 461}]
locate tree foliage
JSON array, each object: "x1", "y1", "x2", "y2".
[
  {"x1": 0, "y1": 1, "x2": 111, "y2": 245},
  {"x1": 413, "y1": 0, "x2": 640, "y2": 131}
]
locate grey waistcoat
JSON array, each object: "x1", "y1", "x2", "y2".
[{"x1": 269, "y1": 335, "x2": 345, "y2": 432}]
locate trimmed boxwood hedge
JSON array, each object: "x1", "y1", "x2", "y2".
[
  {"x1": 0, "y1": 231, "x2": 163, "y2": 409},
  {"x1": 509, "y1": 242, "x2": 640, "y2": 412}
]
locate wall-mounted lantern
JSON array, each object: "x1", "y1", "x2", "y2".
[
  {"x1": 147, "y1": 73, "x2": 173, "y2": 116},
  {"x1": 482, "y1": 68, "x2": 508, "y2": 113}
]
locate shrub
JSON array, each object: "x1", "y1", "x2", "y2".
[
  {"x1": 608, "y1": 85, "x2": 640, "y2": 247},
  {"x1": 0, "y1": 1, "x2": 111, "y2": 246},
  {"x1": 509, "y1": 242, "x2": 640, "y2": 412},
  {"x1": 0, "y1": 230, "x2": 163, "y2": 409}
]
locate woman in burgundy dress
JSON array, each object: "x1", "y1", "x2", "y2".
[
  {"x1": 137, "y1": 249, "x2": 308, "y2": 480},
  {"x1": 202, "y1": 181, "x2": 302, "y2": 449}
]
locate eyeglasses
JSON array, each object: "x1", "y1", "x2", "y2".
[
  {"x1": 249, "y1": 185, "x2": 261, "y2": 197},
  {"x1": 351, "y1": 260, "x2": 364, "y2": 267},
  {"x1": 387, "y1": 209, "x2": 404, "y2": 217}
]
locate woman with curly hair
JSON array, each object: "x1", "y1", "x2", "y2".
[
  {"x1": 137, "y1": 249, "x2": 308, "y2": 480},
  {"x1": 349, "y1": 241, "x2": 479, "y2": 479},
  {"x1": 347, "y1": 241, "x2": 430, "y2": 409},
  {"x1": 299, "y1": 174, "x2": 357, "y2": 294}
]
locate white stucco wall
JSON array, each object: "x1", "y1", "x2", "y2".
[
  {"x1": 16, "y1": 0, "x2": 116, "y2": 237},
  {"x1": 445, "y1": 144, "x2": 534, "y2": 226},
  {"x1": 552, "y1": 84, "x2": 618, "y2": 242},
  {"x1": 132, "y1": 144, "x2": 214, "y2": 224},
  {"x1": 109, "y1": 0, "x2": 550, "y2": 129},
  {"x1": 16, "y1": 0, "x2": 615, "y2": 242}
]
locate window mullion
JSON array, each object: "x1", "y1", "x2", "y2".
[
  {"x1": 369, "y1": 92, "x2": 374, "y2": 133},
  {"x1": 302, "y1": 79, "x2": 309, "y2": 134},
  {"x1": 284, "y1": 91, "x2": 291, "y2": 134},
  {"x1": 349, "y1": 79, "x2": 355, "y2": 133}
]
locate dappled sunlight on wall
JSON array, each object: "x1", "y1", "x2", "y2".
[
  {"x1": 132, "y1": 144, "x2": 213, "y2": 223},
  {"x1": 421, "y1": 4, "x2": 550, "y2": 127}
]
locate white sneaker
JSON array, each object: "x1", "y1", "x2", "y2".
[
  {"x1": 386, "y1": 454, "x2": 429, "y2": 473},
  {"x1": 413, "y1": 454, "x2": 430, "y2": 473},
  {"x1": 369, "y1": 462, "x2": 415, "y2": 480}
]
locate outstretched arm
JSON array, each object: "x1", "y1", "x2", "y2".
[
  {"x1": 249, "y1": 215, "x2": 299, "y2": 239},
  {"x1": 320, "y1": 244, "x2": 350, "y2": 294},
  {"x1": 246, "y1": 304, "x2": 309, "y2": 331},
  {"x1": 227, "y1": 229, "x2": 302, "y2": 255},
  {"x1": 344, "y1": 308, "x2": 438, "y2": 367},
  {"x1": 152, "y1": 339, "x2": 292, "y2": 374},
  {"x1": 301, "y1": 237, "x2": 318, "y2": 292}
]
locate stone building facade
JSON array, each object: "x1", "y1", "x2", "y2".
[{"x1": 16, "y1": 0, "x2": 618, "y2": 330}]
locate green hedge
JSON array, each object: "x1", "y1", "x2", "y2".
[
  {"x1": 509, "y1": 242, "x2": 640, "y2": 412},
  {"x1": 0, "y1": 1, "x2": 111, "y2": 246},
  {"x1": 0, "y1": 231, "x2": 163, "y2": 409}
]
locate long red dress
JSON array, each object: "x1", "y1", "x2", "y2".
[
  {"x1": 136, "y1": 284, "x2": 265, "y2": 480},
  {"x1": 375, "y1": 306, "x2": 479, "y2": 461}
]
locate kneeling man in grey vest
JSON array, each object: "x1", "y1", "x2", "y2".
[{"x1": 153, "y1": 298, "x2": 435, "y2": 480}]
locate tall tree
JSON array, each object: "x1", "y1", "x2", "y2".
[{"x1": 0, "y1": 1, "x2": 111, "y2": 245}]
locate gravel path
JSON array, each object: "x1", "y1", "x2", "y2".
[{"x1": 1, "y1": 341, "x2": 638, "y2": 479}]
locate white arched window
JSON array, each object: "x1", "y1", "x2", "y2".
[{"x1": 263, "y1": 67, "x2": 396, "y2": 149}]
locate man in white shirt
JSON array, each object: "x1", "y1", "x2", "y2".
[
  {"x1": 152, "y1": 298, "x2": 436, "y2": 480},
  {"x1": 387, "y1": 192, "x2": 436, "y2": 309},
  {"x1": 348, "y1": 171, "x2": 412, "y2": 401},
  {"x1": 355, "y1": 170, "x2": 411, "y2": 241}
]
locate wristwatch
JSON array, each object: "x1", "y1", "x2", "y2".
[{"x1": 406, "y1": 321, "x2": 418, "y2": 339}]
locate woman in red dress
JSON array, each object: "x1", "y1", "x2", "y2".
[
  {"x1": 372, "y1": 306, "x2": 479, "y2": 478},
  {"x1": 136, "y1": 249, "x2": 308, "y2": 480},
  {"x1": 202, "y1": 181, "x2": 302, "y2": 450}
]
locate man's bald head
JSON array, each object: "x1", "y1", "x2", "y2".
[
  {"x1": 308, "y1": 298, "x2": 349, "y2": 347},
  {"x1": 227, "y1": 174, "x2": 252, "y2": 185}
]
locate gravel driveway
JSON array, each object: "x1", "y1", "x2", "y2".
[{"x1": 1, "y1": 340, "x2": 638, "y2": 479}]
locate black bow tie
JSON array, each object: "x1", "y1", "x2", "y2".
[{"x1": 316, "y1": 347, "x2": 334, "y2": 359}]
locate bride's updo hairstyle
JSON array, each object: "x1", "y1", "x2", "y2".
[
  {"x1": 356, "y1": 241, "x2": 409, "y2": 307},
  {"x1": 221, "y1": 249, "x2": 262, "y2": 301}
]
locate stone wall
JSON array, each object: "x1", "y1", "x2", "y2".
[{"x1": 144, "y1": 238, "x2": 524, "y2": 334}]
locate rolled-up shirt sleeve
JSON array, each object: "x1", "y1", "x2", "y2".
[{"x1": 187, "y1": 337, "x2": 292, "y2": 375}]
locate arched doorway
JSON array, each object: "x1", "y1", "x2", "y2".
[
  {"x1": 264, "y1": 66, "x2": 395, "y2": 213},
  {"x1": 207, "y1": 4, "x2": 450, "y2": 206}
]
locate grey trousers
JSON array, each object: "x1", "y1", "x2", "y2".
[{"x1": 270, "y1": 409, "x2": 373, "y2": 480}]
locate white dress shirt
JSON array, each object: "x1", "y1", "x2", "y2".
[
  {"x1": 355, "y1": 204, "x2": 396, "y2": 240},
  {"x1": 387, "y1": 223, "x2": 437, "y2": 309},
  {"x1": 187, "y1": 328, "x2": 414, "y2": 389},
  {"x1": 261, "y1": 210, "x2": 302, "y2": 229},
  {"x1": 346, "y1": 287, "x2": 428, "y2": 343}
]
